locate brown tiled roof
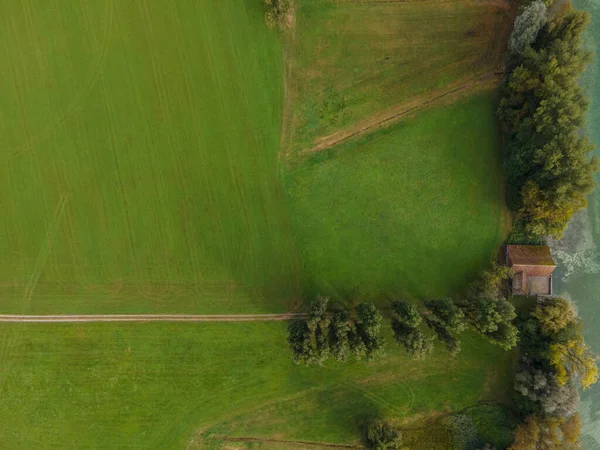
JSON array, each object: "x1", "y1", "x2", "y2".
[{"x1": 507, "y1": 245, "x2": 556, "y2": 266}]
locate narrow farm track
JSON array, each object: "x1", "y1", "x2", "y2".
[
  {"x1": 303, "y1": 71, "x2": 505, "y2": 154},
  {"x1": 0, "y1": 313, "x2": 307, "y2": 323},
  {"x1": 213, "y1": 435, "x2": 360, "y2": 449}
]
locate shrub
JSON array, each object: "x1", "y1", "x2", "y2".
[
  {"x1": 364, "y1": 420, "x2": 403, "y2": 450},
  {"x1": 264, "y1": 0, "x2": 292, "y2": 27},
  {"x1": 442, "y1": 414, "x2": 479, "y2": 450}
]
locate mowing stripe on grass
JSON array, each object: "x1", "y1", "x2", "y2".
[{"x1": 0, "y1": 313, "x2": 308, "y2": 323}]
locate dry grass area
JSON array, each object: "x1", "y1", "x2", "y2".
[{"x1": 282, "y1": 0, "x2": 514, "y2": 157}]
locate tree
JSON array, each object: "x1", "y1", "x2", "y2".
[
  {"x1": 508, "y1": 1, "x2": 548, "y2": 55},
  {"x1": 391, "y1": 320, "x2": 434, "y2": 360},
  {"x1": 364, "y1": 420, "x2": 403, "y2": 450},
  {"x1": 426, "y1": 318, "x2": 461, "y2": 355},
  {"x1": 390, "y1": 300, "x2": 433, "y2": 359},
  {"x1": 468, "y1": 297, "x2": 516, "y2": 334},
  {"x1": 464, "y1": 263, "x2": 518, "y2": 350},
  {"x1": 498, "y1": 8, "x2": 598, "y2": 238},
  {"x1": 467, "y1": 262, "x2": 512, "y2": 302},
  {"x1": 530, "y1": 297, "x2": 598, "y2": 389},
  {"x1": 390, "y1": 300, "x2": 421, "y2": 328},
  {"x1": 531, "y1": 297, "x2": 576, "y2": 336},
  {"x1": 509, "y1": 415, "x2": 540, "y2": 450},
  {"x1": 308, "y1": 296, "x2": 329, "y2": 327},
  {"x1": 550, "y1": 339, "x2": 599, "y2": 389},
  {"x1": 515, "y1": 367, "x2": 580, "y2": 418},
  {"x1": 508, "y1": 414, "x2": 582, "y2": 450},
  {"x1": 354, "y1": 302, "x2": 385, "y2": 360},
  {"x1": 424, "y1": 298, "x2": 464, "y2": 355},
  {"x1": 313, "y1": 314, "x2": 331, "y2": 364},
  {"x1": 486, "y1": 319, "x2": 519, "y2": 350},
  {"x1": 424, "y1": 298, "x2": 466, "y2": 333},
  {"x1": 287, "y1": 320, "x2": 315, "y2": 364},
  {"x1": 329, "y1": 306, "x2": 351, "y2": 362}
]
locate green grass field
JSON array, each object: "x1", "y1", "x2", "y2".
[
  {"x1": 286, "y1": 91, "x2": 508, "y2": 303},
  {"x1": 0, "y1": 0, "x2": 517, "y2": 448},
  {"x1": 0, "y1": 322, "x2": 513, "y2": 449},
  {"x1": 284, "y1": 0, "x2": 512, "y2": 153},
  {"x1": 0, "y1": 0, "x2": 300, "y2": 314}
]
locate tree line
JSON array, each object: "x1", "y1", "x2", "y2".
[
  {"x1": 499, "y1": 1, "x2": 598, "y2": 240},
  {"x1": 508, "y1": 297, "x2": 597, "y2": 449},
  {"x1": 288, "y1": 297, "x2": 385, "y2": 364},
  {"x1": 288, "y1": 262, "x2": 520, "y2": 365}
]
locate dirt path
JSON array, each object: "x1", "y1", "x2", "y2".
[
  {"x1": 213, "y1": 435, "x2": 360, "y2": 449},
  {"x1": 303, "y1": 71, "x2": 504, "y2": 155},
  {"x1": 0, "y1": 313, "x2": 308, "y2": 323}
]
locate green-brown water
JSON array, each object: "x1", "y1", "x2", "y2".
[{"x1": 549, "y1": 0, "x2": 600, "y2": 447}]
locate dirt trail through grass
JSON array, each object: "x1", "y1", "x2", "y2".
[
  {"x1": 213, "y1": 435, "x2": 359, "y2": 449},
  {"x1": 0, "y1": 313, "x2": 307, "y2": 323},
  {"x1": 304, "y1": 71, "x2": 504, "y2": 154}
]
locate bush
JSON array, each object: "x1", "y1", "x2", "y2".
[
  {"x1": 442, "y1": 414, "x2": 479, "y2": 450},
  {"x1": 364, "y1": 420, "x2": 403, "y2": 450},
  {"x1": 264, "y1": 0, "x2": 292, "y2": 27}
]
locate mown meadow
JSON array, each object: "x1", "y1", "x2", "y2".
[
  {"x1": 0, "y1": 0, "x2": 299, "y2": 314},
  {"x1": 0, "y1": 322, "x2": 513, "y2": 449},
  {"x1": 0, "y1": 0, "x2": 518, "y2": 448}
]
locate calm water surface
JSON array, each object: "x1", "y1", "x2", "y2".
[{"x1": 549, "y1": 0, "x2": 600, "y2": 446}]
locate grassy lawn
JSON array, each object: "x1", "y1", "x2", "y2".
[
  {"x1": 0, "y1": 0, "x2": 518, "y2": 448},
  {"x1": 284, "y1": 0, "x2": 513, "y2": 153},
  {"x1": 0, "y1": 322, "x2": 513, "y2": 449},
  {"x1": 286, "y1": 91, "x2": 509, "y2": 304},
  {"x1": 0, "y1": 0, "x2": 300, "y2": 314}
]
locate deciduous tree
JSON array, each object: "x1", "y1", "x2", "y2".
[
  {"x1": 364, "y1": 420, "x2": 403, "y2": 450},
  {"x1": 499, "y1": 8, "x2": 598, "y2": 238},
  {"x1": 424, "y1": 298, "x2": 466, "y2": 333},
  {"x1": 508, "y1": 1, "x2": 547, "y2": 55},
  {"x1": 329, "y1": 306, "x2": 351, "y2": 362},
  {"x1": 391, "y1": 320, "x2": 434, "y2": 360}
]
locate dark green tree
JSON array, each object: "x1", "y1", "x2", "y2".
[
  {"x1": 390, "y1": 299, "x2": 433, "y2": 359},
  {"x1": 308, "y1": 296, "x2": 329, "y2": 327},
  {"x1": 364, "y1": 420, "x2": 403, "y2": 450},
  {"x1": 353, "y1": 302, "x2": 385, "y2": 361},
  {"x1": 287, "y1": 320, "x2": 315, "y2": 364},
  {"x1": 328, "y1": 306, "x2": 351, "y2": 362},
  {"x1": 498, "y1": 8, "x2": 598, "y2": 238},
  {"x1": 424, "y1": 298, "x2": 466, "y2": 333},
  {"x1": 392, "y1": 320, "x2": 434, "y2": 360},
  {"x1": 426, "y1": 318, "x2": 461, "y2": 355},
  {"x1": 390, "y1": 299, "x2": 421, "y2": 328}
]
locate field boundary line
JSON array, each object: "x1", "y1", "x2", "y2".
[
  {"x1": 0, "y1": 313, "x2": 308, "y2": 323},
  {"x1": 303, "y1": 71, "x2": 504, "y2": 155},
  {"x1": 212, "y1": 435, "x2": 359, "y2": 449}
]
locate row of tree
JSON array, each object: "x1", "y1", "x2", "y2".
[
  {"x1": 508, "y1": 297, "x2": 597, "y2": 449},
  {"x1": 289, "y1": 262, "x2": 520, "y2": 365},
  {"x1": 288, "y1": 297, "x2": 384, "y2": 364},
  {"x1": 391, "y1": 263, "x2": 519, "y2": 361},
  {"x1": 499, "y1": 1, "x2": 598, "y2": 239}
]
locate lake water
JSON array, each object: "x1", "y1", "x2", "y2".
[{"x1": 548, "y1": 0, "x2": 600, "y2": 447}]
